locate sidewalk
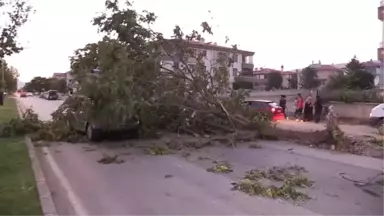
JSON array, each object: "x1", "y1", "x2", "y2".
[{"x1": 276, "y1": 119, "x2": 378, "y2": 137}]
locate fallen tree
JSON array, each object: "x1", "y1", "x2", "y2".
[{"x1": 1, "y1": 0, "x2": 271, "y2": 143}]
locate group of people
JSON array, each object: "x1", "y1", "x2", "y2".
[{"x1": 279, "y1": 93, "x2": 323, "y2": 123}]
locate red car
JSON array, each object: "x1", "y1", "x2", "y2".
[{"x1": 245, "y1": 99, "x2": 285, "y2": 121}]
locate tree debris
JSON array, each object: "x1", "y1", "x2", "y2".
[
  {"x1": 145, "y1": 145, "x2": 172, "y2": 155},
  {"x1": 98, "y1": 154, "x2": 125, "y2": 164},
  {"x1": 232, "y1": 165, "x2": 312, "y2": 201},
  {"x1": 207, "y1": 161, "x2": 233, "y2": 173}
]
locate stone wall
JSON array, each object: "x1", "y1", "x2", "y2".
[{"x1": 329, "y1": 101, "x2": 381, "y2": 122}]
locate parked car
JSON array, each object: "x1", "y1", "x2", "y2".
[
  {"x1": 26, "y1": 92, "x2": 33, "y2": 97},
  {"x1": 244, "y1": 99, "x2": 285, "y2": 121},
  {"x1": 45, "y1": 90, "x2": 59, "y2": 100},
  {"x1": 369, "y1": 103, "x2": 384, "y2": 129},
  {"x1": 61, "y1": 95, "x2": 140, "y2": 141}
]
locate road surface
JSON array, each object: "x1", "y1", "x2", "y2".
[{"x1": 17, "y1": 97, "x2": 384, "y2": 215}]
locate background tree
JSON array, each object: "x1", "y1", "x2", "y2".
[
  {"x1": 287, "y1": 73, "x2": 298, "y2": 89},
  {"x1": 300, "y1": 66, "x2": 320, "y2": 89},
  {"x1": 48, "y1": 78, "x2": 67, "y2": 93},
  {"x1": 326, "y1": 57, "x2": 374, "y2": 90},
  {"x1": 344, "y1": 57, "x2": 374, "y2": 90},
  {"x1": 0, "y1": 60, "x2": 18, "y2": 92},
  {"x1": 266, "y1": 72, "x2": 283, "y2": 90},
  {"x1": 23, "y1": 76, "x2": 49, "y2": 92},
  {"x1": 0, "y1": 0, "x2": 33, "y2": 58}
]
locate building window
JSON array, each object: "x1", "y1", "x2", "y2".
[
  {"x1": 233, "y1": 68, "x2": 238, "y2": 77},
  {"x1": 256, "y1": 75, "x2": 265, "y2": 79},
  {"x1": 202, "y1": 50, "x2": 207, "y2": 57}
]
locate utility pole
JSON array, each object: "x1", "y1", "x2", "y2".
[{"x1": 0, "y1": 58, "x2": 4, "y2": 92}]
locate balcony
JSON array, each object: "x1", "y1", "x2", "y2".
[{"x1": 242, "y1": 62, "x2": 254, "y2": 70}]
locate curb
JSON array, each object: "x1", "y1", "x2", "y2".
[{"x1": 15, "y1": 98, "x2": 59, "y2": 216}]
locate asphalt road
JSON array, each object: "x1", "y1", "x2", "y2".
[{"x1": 18, "y1": 97, "x2": 384, "y2": 215}]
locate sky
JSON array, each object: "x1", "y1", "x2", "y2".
[{"x1": 4, "y1": 0, "x2": 383, "y2": 82}]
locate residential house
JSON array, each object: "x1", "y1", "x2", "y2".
[
  {"x1": 52, "y1": 72, "x2": 67, "y2": 80},
  {"x1": 160, "y1": 39, "x2": 255, "y2": 86},
  {"x1": 291, "y1": 61, "x2": 343, "y2": 89},
  {"x1": 237, "y1": 66, "x2": 296, "y2": 90}
]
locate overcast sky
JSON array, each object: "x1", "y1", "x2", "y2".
[{"x1": 4, "y1": 0, "x2": 383, "y2": 82}]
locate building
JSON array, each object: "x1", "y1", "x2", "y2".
[
  {"x1": 52, "y1": 72, "x2": 67, "y2": 80},
  {"x1": 236, "y1": 66, "x2": 296, "y2": 90},
  {"x1": 378, "y1": 1, "x2": 384, "y2": 89},
  {"x1": 161, "y1": 39, "x2": 255, "y2": 86},
  {"x1": 306, "y1": 62, "x2": 343, "y2": 86}
]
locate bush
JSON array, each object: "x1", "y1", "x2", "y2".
[{"x1": 320, "y1": 89, "x2": 383, "y2": 103}]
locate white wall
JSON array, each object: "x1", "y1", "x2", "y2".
[{"x1": 161, "y1": 49, "x2": 253, "y2": 86}]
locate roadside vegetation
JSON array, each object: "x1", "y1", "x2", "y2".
[{"x1": 0, "y1": 98, "x2": 42, "y2": 215}]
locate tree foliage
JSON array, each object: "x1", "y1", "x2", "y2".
[
  {"x1": 54, "y1": 0, "x2": 269, "y2": 139},
  {"x1": 24, "y1": 77, "x2": 67, "y2": 93},
  {"x1": 0, "y1": 0, "x2": 33, "y2": 58},
  {"x1": 266, "y1": 72, "x2": 282, "y2": 90},
  {"x1": 300, "y1": 67, "x2": 319, "y2": 89},
  {"x1": 344, "y1": 57, "x2": 374, "y2": 90},
  {"x1": 326, "y1": 57, "x2": 374, "y2": 90},
  {"x1": 0, "y1": 60, "x2": 18, "y2": 92}
]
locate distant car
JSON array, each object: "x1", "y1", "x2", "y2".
[
  {"x1": 26, "y1": 92, "x2": 33, "y2": 97},
  {"x1": 45, "y1": 90, "x2": 59, "y2": 100},
  {"x1": 20, "y1": 92, "x2": 27, "y2": 98},
  {"x1": 61, "y1": 95, "x2": 140, "y2": 142},
  {"x1": 244, "y1": 99, "x2": 285, "y2": 121}
]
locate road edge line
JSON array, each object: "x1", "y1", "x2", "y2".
[{"x1": 15, "y1": 98, "x2": 59, "y2": 216}]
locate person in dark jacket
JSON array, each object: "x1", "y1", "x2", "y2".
[
  {"x1": 279, "y1": 95, "x2": 287, "y2": 119},
  {"x1": 303, "y1": 94, "x2": 314, "y2": 122},
  {"x1": 314, "y1": 95, "x2": 323, "y2": 123}
]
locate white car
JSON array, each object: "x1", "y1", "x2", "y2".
[
  {"x1": 26, "y1": 92, "x2": 33, "y2": 97},
  {"x1": 369, "y1": 103, "x2": 384, "y2": 128}
]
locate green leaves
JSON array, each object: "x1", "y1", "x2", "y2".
[
  {"x1": 300, "y1": 66, "x2": 320, "y2": 89},
  {"x1": 58, "y1": 0, "x2": 270, "y2": 139},
  {"x1": 266, "y1": 71, "x2": 283, "y2": 90},
  {"x1": 0, "y1": 0, "x2": 33, "y2": 58}
]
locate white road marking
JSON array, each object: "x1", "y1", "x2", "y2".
[
  {"x1": 17, "y1": 98, "x2": 89, "y2": 216},
  {"x1": 42, "y1": 146, "x2": 89, "y2": 216}
]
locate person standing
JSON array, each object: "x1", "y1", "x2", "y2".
[
  {"x1": 294, "y1": 93, "x2": 304, "y2": 122},
  {"x1": 303, "y1": 94, "x2": 314, "y2": 122},
  {"x1": 279, "y1": 95, "x2": 287, "y2": 119},
  {"x1": 314, "y1": 94, "x2": 323, "y2": 123}
]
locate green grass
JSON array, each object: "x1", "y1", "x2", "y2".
[{"x1": 0, "y1": 97, "x2": 43, "y2": 215}]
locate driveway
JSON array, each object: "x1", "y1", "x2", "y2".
[{"x1": 17, "y1": 97, "x2": 384, "y2": 215}]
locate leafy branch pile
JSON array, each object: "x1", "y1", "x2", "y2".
[
  {"x1": 232, "y1": 166, "x2": 313, "y2": 201},
  {"x1": 0, "y1": 108, "x2": 85, "y2": 142}
]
